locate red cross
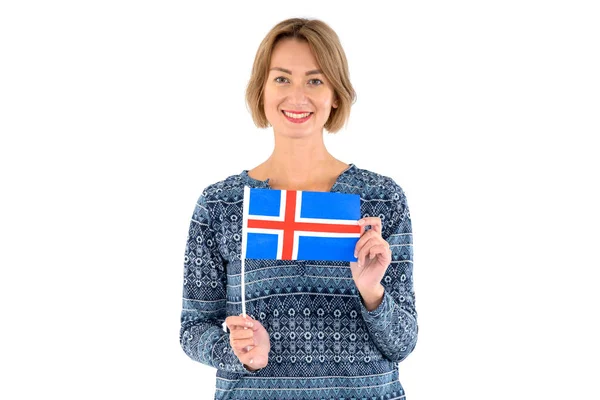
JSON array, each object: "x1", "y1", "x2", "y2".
[{"x1": 247, "y1": 190, "x2": 361, "y2": 260}]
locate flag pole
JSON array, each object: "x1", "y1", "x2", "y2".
[{"x1": 241, "y1": 185, "x2": 250, "y2": 318}]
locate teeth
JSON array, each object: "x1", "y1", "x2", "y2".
[{"x1": 284, "y1": 111, "x2": 311, "y2": 119}]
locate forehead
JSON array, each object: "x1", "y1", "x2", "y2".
[{"x1": 269, "y1": 38, "x2": 319, "y2": 70}]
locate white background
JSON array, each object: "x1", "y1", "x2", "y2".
[{"x1": 1, "y1": 1, "x2": 598, "y2": 399}]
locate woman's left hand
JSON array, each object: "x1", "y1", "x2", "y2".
[{"x1": 350, "y1": 217, "x2": 392, "y2": 291}]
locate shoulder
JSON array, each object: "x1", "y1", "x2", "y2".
[
  {"x1": 196, "y1": 172, "x2": 247, "y2": 204},
  {"x1": 343, "y1": 164, "x2": 407, "y2": 204},
  {"x1": 192, "y1": 172, "x2": 248, "y2": 226},
  {"x1": 347, "y1": 166, "x2": 411, "y2": 236}
]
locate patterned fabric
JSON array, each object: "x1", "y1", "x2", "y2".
[{"x1": 180, "y1": 163, "x2": 417, "y2": 400}]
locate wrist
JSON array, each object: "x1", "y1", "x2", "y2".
[
  {"x1": 243, "y1": 364, "x2": 259, "y2": 372},
  {"x1": 358, "y1": 284, "x2": 385, "y2": 311}
]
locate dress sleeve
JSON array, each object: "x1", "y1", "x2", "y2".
[
  {"x1": 179, "y1": 191, "x2": 260, "y2": 375},
  {"x1": 358, "y1": 184, "x2": 418, "y2": 362}
]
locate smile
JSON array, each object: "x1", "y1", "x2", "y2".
[{"x1": 282, "y1": 110, "x2": 313, "y2": 123}]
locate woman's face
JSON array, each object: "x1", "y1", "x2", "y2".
[{"x1": 263, "y1": 38, "x2": 338, "y2": 138}]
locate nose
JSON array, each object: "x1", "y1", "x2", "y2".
[{"x1": 287, "y1": 81, "x2": 309, "y2": 105}]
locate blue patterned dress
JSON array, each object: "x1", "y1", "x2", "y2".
[{"x1": 180, "y1": 163, "x2": 417, "y2": 400}]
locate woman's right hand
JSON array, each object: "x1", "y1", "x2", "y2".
[{"x1": 225, "y1": 314, "x2": 271, "y2": 370}]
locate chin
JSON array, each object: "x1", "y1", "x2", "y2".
[{"x1": 276, "y1": 129, "x2": 313, "y2": 138}]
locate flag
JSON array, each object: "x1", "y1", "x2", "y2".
[{"x1": 241, "y1": 186, "x2": 361, "y2": 262}]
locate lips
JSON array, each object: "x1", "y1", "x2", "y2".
[{"x1": 281, "y1": 110, "x2": 313, "y2": 124}]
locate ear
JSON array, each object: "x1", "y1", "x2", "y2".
[{"x1": 332, "y1": 98, "x2": 339, "y2": 109}]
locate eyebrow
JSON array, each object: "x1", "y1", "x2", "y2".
[{"x1": 269, "y1": 67, "x2": 323, "y2": 76}]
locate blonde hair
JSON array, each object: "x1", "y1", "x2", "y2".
[{"x1": 245, "y1": 18, "x2": 356, "y2": 133}]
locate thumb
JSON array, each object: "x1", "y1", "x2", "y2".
[{"x1": 250, "y1": 319, "x2": 265, "y2": 331}]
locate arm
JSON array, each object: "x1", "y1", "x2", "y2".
[
  {"x1": 358, "y1": 185, "x2": 418, "y2": 362},
  {"x1": 179, "y1": 191, "x2": 260, "y2": 375}
]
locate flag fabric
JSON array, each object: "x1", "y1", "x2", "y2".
[{"x1": 241, "y1": 186, "x2": 361, "y2": 262}]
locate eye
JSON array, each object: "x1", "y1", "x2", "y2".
[
  {"x1": 274, "y1": 76, "x2": 289, "y2": 84},
  {"x1": 308, "y1": 78, "x2": 323, "y2": 86}
]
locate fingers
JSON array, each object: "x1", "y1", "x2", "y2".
[
  {"x1": 354, "y1": 217, "x2": 384, "y2": 263},
  {"x1": 359, "y1": 240, "x2": 390, "y2": 266},
  {"x1": 228, "y1": 315, "x2": 256, "y2": 357},
  {"x1": 225, "y1": 315, "x2": 269, "y2": 369},
  {"x1": 227, "y1": 315, "x2": 263, "y2": 349},
  {"x1": 231, "y1": 337, "x2": 256, "y2": 353},
  {"x1": 357, "y1": 217, "x2": 382, "y2": 234},
  {"x1": 230, "y1": 327, "x2": 254, "y2": 340},
  {"x1": 225, "y1": 315, "x2": 255, "y2": 332},
  {"x1": 243, "y1": 345, "x2": 266, "y2": 368},
  {"x1": 231, "y1": 334, "x2": 263, "y2": 368},
  {"x1": 354, "y1": 234, "x2": 390, "y2": 266},
  {"x1": 248, "y1": 319, "x2": 264, "y2": 332},
  {"x1": 367, "y1": 243, "x2": 392, "y2": 261}
]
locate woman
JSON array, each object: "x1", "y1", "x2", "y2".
[{"x1": 180, "y1": 18, "x2": 417, "y2": 400}]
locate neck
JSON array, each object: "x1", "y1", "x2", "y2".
[
  {"x1": 248, "y1": 129, "x2": 349, "y2": 191},
  {"x1": 264, "y1": 134, "x2": 337, "y2": 186}
]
